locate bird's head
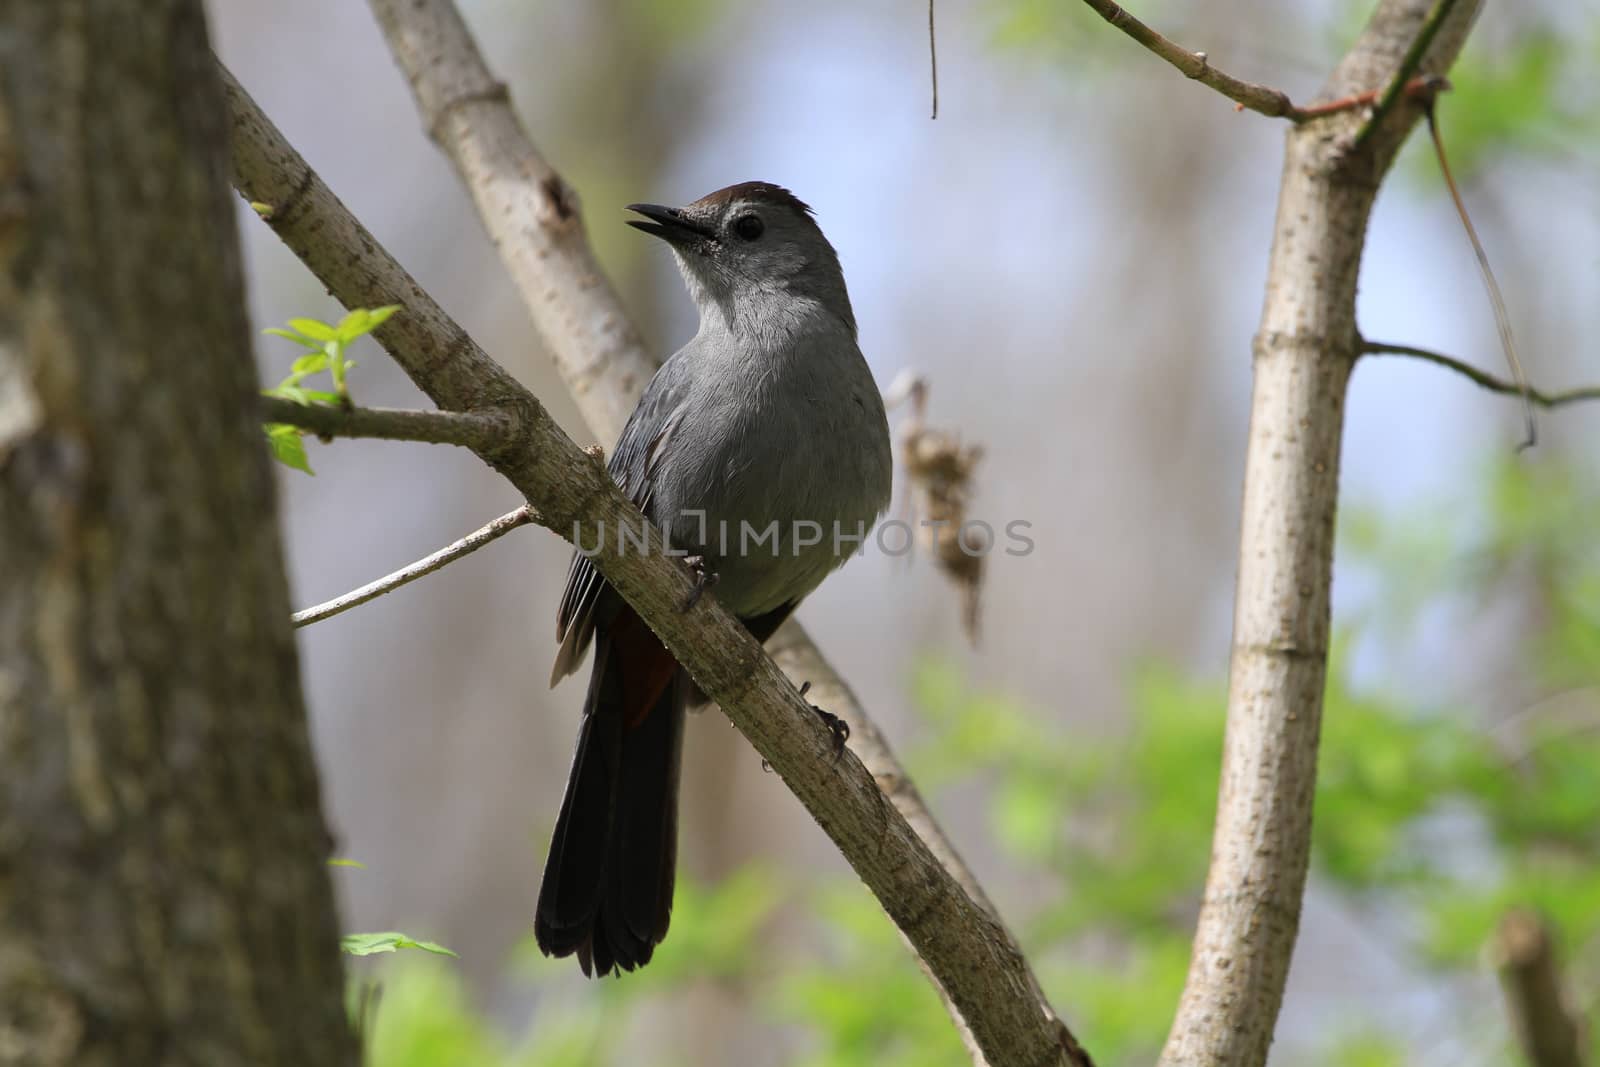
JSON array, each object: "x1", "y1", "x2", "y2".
[{"x1": 627, "y1": 181, "x2": 854, "y2": 334}]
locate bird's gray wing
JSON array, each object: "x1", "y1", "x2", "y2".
[{"x1": 550, "y1": 359, "x2": 688, "y2": 686}]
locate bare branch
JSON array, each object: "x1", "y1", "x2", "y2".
[
  {"x1": 224, "y1": 63, "x2": 1087, "y2": 1067},
  {"x1": 1077, "y1": 0, "x2": 1304, "y2": 118},
  {"x1": 1363, "y1": 341, "x2": 1600, "y2": 410},
  {"x1": 293, "y1": 506, "x2": 535, "y2": 627},
  {"x1": 1156, "y1": 3, "x2": 1483, "y2": 1065},
  {"x1": 1493, "y1": 910, "x2": 1588, "y2": 1067},
  {"x1": 1075, "y1": 3, "x2": 1455, "y2": 125},
  {"x1": 259, "y1": 396, "x2": 516, "y2": 448}
]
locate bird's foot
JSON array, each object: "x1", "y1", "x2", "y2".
[
  {"x1": 799, "y1": 681, "x2": 850, "y2": 761},
  {"x1": 758, "y1": 683, "x2": 850, "y2": 773},
  {"x1": 680, "y1": 555, "x2": 719, "y2": 612}
]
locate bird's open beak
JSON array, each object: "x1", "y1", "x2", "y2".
[{"x1": 626, "y1": 203, "x2": 714, "y2": 245}]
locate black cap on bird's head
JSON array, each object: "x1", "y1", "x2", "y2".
[
  {"x1": 626, "y1": 182, "x2": 850, "y2": 330},
  {"x1": 626, "y1": 181, "x2": 813, "y2": 247}
]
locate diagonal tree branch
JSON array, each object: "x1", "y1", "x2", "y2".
[
  {"x1": 1148, "y1": 3, "x2": 1483, "y2": 1065},
  {"x1": 1077, "y1": 0, "x2": 1304, "y2": 118},
  {"x1": 260, "y1": 396, "x2": 517, "y2": 448},
  {"x1": 222, "y1": 68, "x2": 1089, "y2": 1067},
  {"x1": 1362, "y1": 341, "x2": 1600, "y2": 410},
  {"x1": 360, "y1": 1, "x2": 1078, "y2": 1062},
  {"x1": 362, "y1": 4, "x2": 651, "y2": 442},
  {"x1": 292, "y1": 505, "x2": 535, "y2": 628}
]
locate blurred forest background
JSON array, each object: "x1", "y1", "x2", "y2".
[{"x1": 214, "y1": 0, "x2": 1598, "y2": 1063}]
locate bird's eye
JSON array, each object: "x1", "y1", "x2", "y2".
[{"x1": 732, "y1": 214, "x2": 764, "y2": 241}]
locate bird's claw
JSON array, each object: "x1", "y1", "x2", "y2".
[
  {"x1": 815, "y1": 707, "x2": 850, "y2": 761},
  {"x1": 680, "y1": 555, "x2": 719, "y2": 612},
  {"x1": 799, "y1": 681, "x2": 850, "y2": 761},
  {"x1": 758, "y1": 684, "x2": 849, "y2": 771}
]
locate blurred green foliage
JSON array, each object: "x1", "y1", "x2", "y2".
[
  {"x1": 990, "y1": 0, "x2": 1108, "y2": 61},
  {"x1": 356, "y1": 458, "x2": 1599, "y2": 1065},
  {"x1": 344, "y1": 932, "x2": 459, "y2": 959},
  {"x1": 1433, "y1": 29, "x2": 1597, "y2": 179}
]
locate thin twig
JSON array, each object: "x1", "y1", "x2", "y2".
[
  {"x1": 1363, "y1": 341, "x2": 1600, "y2": 409},
  {"x1": 1294, "y1": 74, "x2": 1441, "y2": 119},
  {"x1": 259, "y1": 396, "x2": 516, "y2": 449},
  {"x1": 1077, "y1": 0, "x2": 1304, "y2": 118},
  {"x1": 1492, "y1": 910, "x2": 1587, "y2": 1067},
  {"x1": 293, "y1": 506, "x2": 535, "y2": 627},
  {"x1": 1352, "y1": 0, "x2": 1463, "y2": 147},
  {"x1": 928, "y1": 0, "x2": 939, "y2": 120},
  {"x1": 1422, "y1": 102, "x2": 1538, "y2": 449}
]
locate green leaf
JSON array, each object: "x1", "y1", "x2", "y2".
[
  {"x1": 336, "y1": 308, "x2": 371, "y2": 340},
  {"x1": 264, "y1": 424, "x2": 312, "y2": 474},
  {"x1": 341, "y1": 931, "x2": 458, "y2": 958},
  {"x1": 288, "y1": 317, "x2": 337, "y2": 342},
  {"x1": 336, "y1": 304, "x2": 399, "y2": 342},
  {"x1": 291, "y1": 352, "x2": 331, "y2": 376},
  {"x1": 263, "y1": 327, "x2": 322, "y2": 352},
  {"x1": 327, "y1": 858, "x2": 366, "y2": 869}
]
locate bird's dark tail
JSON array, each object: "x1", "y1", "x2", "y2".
[{"x1": 535, "y1": 621, "x2": 686, "y2": 977}]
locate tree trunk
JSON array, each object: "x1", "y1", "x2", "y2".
[
  {"x1": 0, "y1": 5, "x2": 354, "y2": 1065},
  {"x1": 1159, "y1": 2, "x2": 1482, "y2": 1064}
]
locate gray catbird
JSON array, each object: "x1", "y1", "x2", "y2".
[{"x1": 535, "y1": 182, "x2": 893, "y2": 977}]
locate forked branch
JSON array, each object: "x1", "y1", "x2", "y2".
[{"x1": 1153, "y1": 2, "x2": 1485, "y2": 1065}]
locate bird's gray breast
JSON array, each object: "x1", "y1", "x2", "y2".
[{"x1": 648, "y1": 328, "x2": 891, "y2": 619}]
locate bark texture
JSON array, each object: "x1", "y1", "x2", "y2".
[
  {"x1": 0, "y1": 5, "x2": 353, "y2": 1065},
  {"x1": 1158, "y1": 3, "x2": 1481, "y2": 1064}
]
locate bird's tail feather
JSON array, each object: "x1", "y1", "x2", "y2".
[{"x1": 535, "y1": 632, "x2": 685, "y2": 976}]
